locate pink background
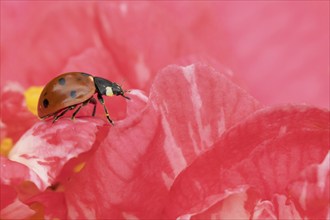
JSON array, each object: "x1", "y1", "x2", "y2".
[{"x1": 1, "y1": 1, "x2": 329, "y2": 108}]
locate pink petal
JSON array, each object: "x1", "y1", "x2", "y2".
[
  {"x1": 187, "y1": 186, "x2": 252, "y2": 219},
  {"x1": 0, "y1": 198, "x2": 35, "y2": 220},
  {"x1": 251, "y1": 200, "x2": 278, "y2": 219},
  {"x1": 0, "y1": 184, "x2": 17, "y2": 210},
  {"x1": 25, "y1": 191, "x2": 67, "y2": 220},
  {"x1": 8, "y1": 118, "x2": 107, "y2": 190},
  {"x1": 64, "y1": 63, "x2": 262, "y2": 219},
  {"x1": 164, "y1": 105, "x2": 329, "y2": 219},
  {"x1": 0, "y1": 85, "x2": 38, "y2": 142},
  {"x1": 0, "y1": 157, "x2": 40, "y2": 218},
  {"x1": 0, "y1": 156, "x2": 43, "y2": 189},
  {"x1": 287, "y1": 152, "x2": 330, "y2": 219}
]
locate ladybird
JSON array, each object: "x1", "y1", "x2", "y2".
[{"x1": 37, "y1": 72, "x2": 130, "y2": 125}]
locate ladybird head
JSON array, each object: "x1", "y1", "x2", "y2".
[
  {"x1": 109, "y1": 82, "x2": 131, "y2": 99},
  {"x1": 94, "y1": 77, "x2": 130, "y2": 100}
]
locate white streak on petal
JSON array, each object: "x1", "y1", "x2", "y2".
[
  {"x1": 161, "y1": 171, "x2": 174, "y2": 190},
  {"x1": 298, "y1": 181, "x2": 308, "y2": 209},
  {"x1": 188, "y1": 123, "x2": 200, "y2": 155},
  {"x1": 217, "y1": 108, "x2": 226, "y2": 137},
  {"x1": 28, "y1": 169, "x2": 45, "y2": 189},
  {"x1": 177, "y1": 214, "x2": 192, "y2": 220},
  {"x1": 182, "y1": 64, "x2": 212, "y2": 148},
  {"x1": 182, "y1": 65, "x2": 201, "y2": 110},
  {"x1": 129, "y1": 89, "x2": 148, "y2": 103},
  {"x1": 176, "y1": 186, "x2": 250, "y2": 220},
  {"x1": 0, "y1": 198, "x2": 35, "y2": 219},
  {"x1": 8, "y1": 122, "x2": 93, "y2": 188},
  {"x1": 122, "y1": 212, "x2": 139, "y2": 220},
  {"x1": 9, "y1": 130, "x2": 52, "y2": 186},
  {"x1": 74, "y1": 199, "x2": 96, "y2": 219},
  {"x1": 161, "y1": 108, "x2": 187, "y2": 176},
  {"x1": 252, "y1": 200, "x2": 277, "y2": 219},
  {"x1": 317, "y1": 151, "x2": 330, "y2": 192}
]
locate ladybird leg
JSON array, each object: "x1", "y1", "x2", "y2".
[
  {"x1": 51, "y1": 112, "x2": 59, "y2": 122},
  {"x1": 71, "y1": 105, "x2": 83, "y2": 120},
  {"x1": 97, "y1": 94, "x2": 114, "y2": 125},
  {"x1": 71, "y1": 99, "x2": 91, "y2": 120},
  {"x1": 89, "y1": 97, "x2": 97, "y2": 117},
  {"x1": 53, "y1": 105, "x2": 76, "y2": 123}
]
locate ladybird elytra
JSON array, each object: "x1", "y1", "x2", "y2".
[{"x1": 37, "y1": 72, "x2": 130, "y2": 125}]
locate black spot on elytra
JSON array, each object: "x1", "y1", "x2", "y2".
[
  {"x1": 70, "y1": 90, "x2": 77, "y2": 98},
  {"x1": 58, "y1": 78, "x2": 66, "y2": 85},
  {"x1": 43, "y1": 99, "x2": 49, "y2": 108}
]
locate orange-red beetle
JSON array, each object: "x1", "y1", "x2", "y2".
[{"x1": 37, "y1": 72, "x2": 130, "y2": 125}]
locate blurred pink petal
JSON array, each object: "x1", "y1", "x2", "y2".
[
  {"x1": 0, "y1": 84, "x2": 38, "y2": 142},
  {"x1": 1, "y1": 2, "x2": 328, "y2": 106},
  {"x1": 1, "y1": 1, "x2": 97, "y2": 87},
  {"x1": 160, "y1": 2, "x2": 329, "y2": 107}
]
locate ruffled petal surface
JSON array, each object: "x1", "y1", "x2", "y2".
[{"x1": 164, "y1": 105, "x2": 329, "y2": 219}]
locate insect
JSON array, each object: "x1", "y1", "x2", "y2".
[{"x1": 37, "y1": 72, "x2": 130, "y2": 125}]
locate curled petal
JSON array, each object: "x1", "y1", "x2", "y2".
[
  {"x1": 8, "y1": 118, "x2": 108, "y2": 190},
  {"x1": 164, "y1": 105, "x2": 329, "y2": 219}
]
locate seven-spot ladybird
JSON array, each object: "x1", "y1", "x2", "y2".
[{"x1": 37, "y1": 72, "x2": 130, "y2": 125}]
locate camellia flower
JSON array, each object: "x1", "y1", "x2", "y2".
[{"x1": 1, "y1": 2, "x2": 329, "y2": 220}]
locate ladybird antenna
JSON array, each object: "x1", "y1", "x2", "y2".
[
  {"x1": 119, "y1": 79, "x2": 125, "y2": 87},
  {"x1": 118, "y1": 79, "x2": 131, "y2": 99},
  {"x1": 121, "y1": 93, "x2": 131, "y2": 100}
]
